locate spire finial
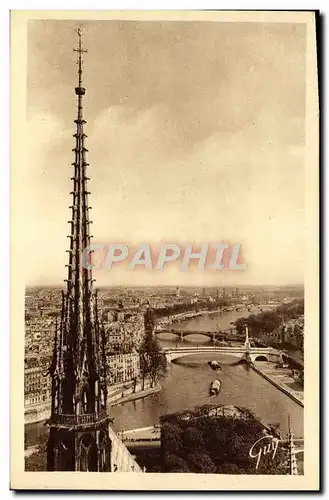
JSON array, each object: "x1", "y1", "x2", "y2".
[
  {"x1": 74, "y1": 23, "x2": 86, "y2": 53},
  {"x1": 73, "y1": 24, "x2": 87, "y2": 92}
]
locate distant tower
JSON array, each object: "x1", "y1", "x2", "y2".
[
  {"x1": 46, "y1": 28, "x2": 111, "y2": 472},
  {"x1": 144, "y1": 303, "x2": 156, "y2": 337},
  {"x1": 244, "y1": 325, "x2": 251, "y2": 349},
  {"x1": 176, "y1": 286, "x2": 180, "y2": 299},
  {"x1": 287, "y1": 417, "x2": 299, "y2": 475}
]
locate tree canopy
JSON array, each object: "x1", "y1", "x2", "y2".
[
  {"x1": 160, "y1": 406, "x2": 287, "y2": 474},
  {"x1": 139, "y1": 310, "x2": 167, "y2": 387}
]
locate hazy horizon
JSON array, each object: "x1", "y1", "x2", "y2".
[{"x1": 26, "y1": 282, "x2": 304, "y2": 290}]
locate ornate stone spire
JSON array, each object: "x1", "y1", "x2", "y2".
[
  {"x1": 287, "y1": 417, "x2": 299, "y2": 475},
  {"x1": 46, "y1": 27, "x2": 111, "y2": 472}
]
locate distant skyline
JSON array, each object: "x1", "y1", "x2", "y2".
[
  {"x1": 23, "y1": 19, "x2": 306, "y2": 287},
  {"x1": 25, "y1": 283, "x2": 304, "y2": 291}
]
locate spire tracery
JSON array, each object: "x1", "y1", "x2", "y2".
[{"x1": 46, "y1": 27, "x2": 111, "y2": 472}]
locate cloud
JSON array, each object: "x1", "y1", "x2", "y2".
[
  {"x1": 86, "y1": 104, "x2": 304, "y2": 285},
  {"x1": 22, "y1": 104, "x2": 305, "y2": 286},
  {"x1": 23, "y1": 20, "x2": 306, "y2": 286}
]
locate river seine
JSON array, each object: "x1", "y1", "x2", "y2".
[
  {"x1": 111, "y1": 310, "x2": 303, "y2": 438},
  {"x1": 26, "y1": 309, "x2": 303, "y2": 444}
]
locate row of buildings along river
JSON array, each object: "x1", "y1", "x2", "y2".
[{"x1": 25, "y1": 291, "x2": 304, "y2": 448}]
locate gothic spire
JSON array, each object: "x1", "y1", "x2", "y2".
[
  {"x1": 63, "y1": 26, "x2": 96, "y2": 379},
  {"x1": 46, "y1": 27, "x2": 111, "y2": 472},
  {"x1": 287, "y1": 416, "x2": 299, "y2": 475}
]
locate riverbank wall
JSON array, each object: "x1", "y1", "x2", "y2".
[
  {"x1": 155, "y1": 308, "x2": 222, "y2": 330},
  {"x1": 24, "y1": 379, "x2": 160, "y2": 424},
  {"x1": 110, "y1": 381, "x2": 161, "y2": 406},
  {"x1": 251, "y1": 364, "x2": 304, "y2": 407},
  {"x1": 25, "y1": 403, "x2": 51, "y2": 425}
]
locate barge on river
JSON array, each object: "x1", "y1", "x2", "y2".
[
  {"x1": 209, "y1": 379, "x2": 222, "y2": 395},
  {"x1": 208, "y1": 360, "x2": 222, "y2": 371}
]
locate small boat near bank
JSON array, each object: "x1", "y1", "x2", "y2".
[{"x1": 209, "y1": 379, "x2": 222, "y2": 395}]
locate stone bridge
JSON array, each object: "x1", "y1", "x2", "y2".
[
  {"x1": 155, "y1": 329, "x2": 239, "y2": 342},
  {"x1": 163, "y1": 345, "x2": 283, "y2": 364}
]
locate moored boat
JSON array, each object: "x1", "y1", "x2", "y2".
[
  {"x1": 208, "y1": 360, "x2": 222, "y2": 371},
  {"x1": 209, "y1": 379, "x2": 222, "y2": 395}
]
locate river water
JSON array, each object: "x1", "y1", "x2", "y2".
[
  {"x1": 26, "y1": 309, "x2": 303, "y2": 444},
  {"x1": 111, "y1": 310, "x2": 303, "y2": 438}
]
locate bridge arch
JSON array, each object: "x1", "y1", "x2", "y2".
[
  {"x1": 166, "y1": 349, "x2": 244, "y2": 362},
  {"x1": 155, "y1": 330, "x2": 216, "y2": 341},
  {"x1": 253, "y1": 355, "x2": 269, "y2": 362},
  {"x1": 155, "y1": 331, "x2": 181, "y2": 339},
  {"x1": 182, "y1": 331, "x2": 213, "y2": 340},
  {"x1": 164, "y1": 347, "x2": 282, "y2": 364}
]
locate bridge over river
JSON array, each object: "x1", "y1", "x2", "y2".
[
  {"x1": 155, "y1": 329, "x2": 242, "y2": 342},
  {"x1": 163, "y1": 345, "x2": 283, "y2": 364}
]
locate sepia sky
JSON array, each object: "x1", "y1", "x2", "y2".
[{"x1": 23, "y1": 18, "x2": 306, "y2": 287}]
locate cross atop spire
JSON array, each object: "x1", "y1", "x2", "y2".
[{"x1": 73, "y1": 26, "x2": 88, "y2": 92}]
